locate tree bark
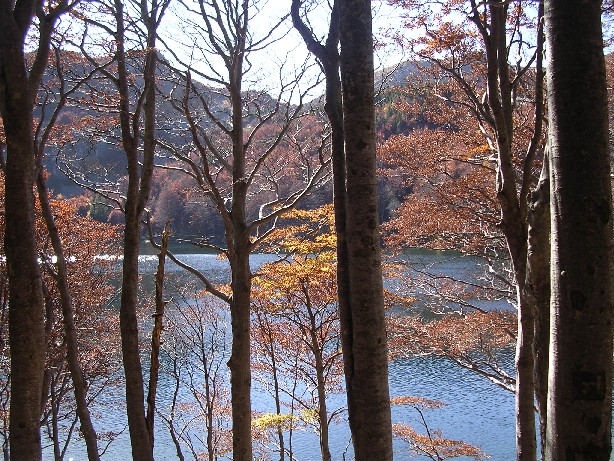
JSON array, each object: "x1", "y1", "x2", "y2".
[
  {"x1": 338, "y1": 1, "x2": 393, "y2": 458},
  {"x1": 0, "y1": 5, "x2": 48, "y2": 460},
  {"x1": 304, "y1": 291, "x2": 332, "y2": 461},
  {"x1": 114, "y1": 0, "x2": 159, "y2": 458},
  {"x1": 545, "y1": 0, "x2": 613, "y2": 459},
  {"x1": 228, "y1": 25, "x2": 253, "y2": 457},
  {"x1": 146, "y1": 222, "x2": 171, "y2": 449},
  {"x1": 228, "y1": 247, "x2": 252, "y2": 461},
  {"x1": 291, "y1": 2, "x2": 353, "y2": 443},
  {"x1": 36, "y1": 172, "x2": 101, "y2": 461},
  {"x1": 482, "y1": 4, "x2": 537, "y2": 458},
  {"x1": 523, "y1": 160, "x2": 550, "y2": 456}
]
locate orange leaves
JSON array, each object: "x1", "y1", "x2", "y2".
[
  {"x1": 264, "y1": 204, "x2": 336, "y2": 256},
  {"x1": 388, "y1": 309, "x2": 516, "y2": 393},
  {"x1": 392, "y1": 423, "x2": 489, "y2": 460},
  {"x1": 250, "y1": 203, "x2": 343, "y2": 441},
  {"x1": 389, "y1": 390, "x2": 489, "y2": 459},
  {"x1": 252, "y1": 255, "x2": 337, "y2": 315},
  {"x1": 388, "y1": 310, "x2": 516, "y2": 360},
  {"x1": 381, "y1": 0, "x2": 545, "y2": 261},
  {"x1": 422, "y1": 22, "x2": 483, "y2": 63},
  {"x1": 391, "y1": 395, "x2": 446, "y2": 410},
  {"x1": 253, "y1": 205, "x2": 338, "y2": 311}
]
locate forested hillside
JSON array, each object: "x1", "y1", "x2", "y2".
[{"x1": 41, "y1": 57, "x2": 421, "y2": 243}]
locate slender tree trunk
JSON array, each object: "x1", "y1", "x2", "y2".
[
  {"x1": 523, "y1": 160, "x2": 550, "y2": 456},
  {"x1": 338, "y1": 1, "x2": 393, "y2": 458},
  {"x1": 203, "y1": 363, "x2": 215, "y2": 461},
  {"x1": 114, "y1": 0, "x2": 159, "y2": 458},
  {"x1": 0, "y1": 7, "x2": 46, "y2": 460},
  {"x1": 515, "y1": 290, "x2": 537, "y2": 461},
  {"x1": 167, "y1": 358, "x2": 186, "y2": 461},
  {"x1": 226, "y1": 10, "x2": 253, "y2": 455},
  {"x1": 313, "y1": 340, "x2": 332, "y2": 461},
  {"x1": 545, "y1": 0, "x2": 613, "y2": 459},
  {"x1": 36, "y1": 172, "x2": 101, "y2": 461},
  {"x1": 146, "y1": 223, "x2": 171, "y2": 448},
  {"x1": 228, "y1": 246, "x2": 252, "y2": 461},
  {"x1": 290, "y1": 6, "x2": 352, "y2": 454},
  {"x1": 228, "y1": 77, "x2": 252, "y2": 461},
  {"x1": 485, "y1": 5, "x2": 536, "y2": 459},
  {"x1": 120, "y1": 204, "x2": 153, "y2": 461},
  {"x1": 303, "y1": 292, "x2": 332, "y2": 461},
  {"x1": 265, "y1": 319, "x2": 285, "y2": 461}
]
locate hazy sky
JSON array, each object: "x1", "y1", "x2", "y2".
[{"x1": 156, "y1": 0, "x2": 407, "y2": 99}]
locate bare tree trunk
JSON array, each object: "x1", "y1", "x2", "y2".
[
  {"x1": 311, "y1": 325, "x2": 332, "y2": 461},
  {"x1": 36, "y1": 171, "x2": 101, "y2": 461},
  {"x1": 523, "y1": 160, "x2": 550, "y2": 457},
  {"x1": 120, "y1": 197, "x2": 153, "y2": 461},
  {"x1": 0, "y1": 5, "x2": 49, "y2": 460},
  {"x1": 483, "y1": 4, "x2": 539, "y2": 458},
  {"x1": 338, "y1": 1, "x2": 393, "y2": 458},
  {"x1": 114, "y1": 0, "x2": 159, "y2": 456},
  {"x1": 226, "y1": 8, "x2": 253, "y2": 455},
  {"x1": 545, "y1": 0, "x2": 613, "y2": 459},
  {"x1": 3, "y1": 95, "x2": 46, "y2": 461},
  {"x1": 146, "y1": 223, "x2": 171, "y2": 448},
  {"x1": 262, "y1": 315, "x2": 285, "y2": 461},
  {"x1": 228, "y1": 246, "x2": 252, "y2": 461},
  {"x1": 291, "y1": 3, "x2": 352, "y2": 445},
  {"x1": 515, "y1": 291, "x2": 537, "y2": 461}
]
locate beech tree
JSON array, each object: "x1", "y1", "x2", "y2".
[
  {"x1": 70, "y1": 1, "x2": 170, "y2": 458},
  {"x1": 152, "y1": 2, "x2": 330, "y2": 458},
  {"x1": 35, "y1": 196, "x2": 121, "y2": 461},
  {"x1": 0, "y1": 1, "x2": 77, "y2": 458},
  {"x1": 33, "y1": 45, "x2": 117, "y2": 461},
  {"x1": 290, "y1": 9, "x2": 348, "y2": 425},
  {"x1": 252, "y1": 206, "x2": 344, "y2": 461},
  {"x1": 389, "y1": 310, "x2": 517, "y2": 393},
  {"x1": 292, "y1": 1, "x2": 393, "y2": 457},
  {"x1": 338, "y1": 0, "x2": 394, "y2": 458},
  {"x1": 385, "y1": 0, "x2": 548, "y2": 457},
  {"x1": 159, "y1": 287, "x2": 233, "y2": 460},
  {"x1": 544, "y1": 0, "x2": 613, "y2": 458},
  {"x1": 0, "y1": 170, "x2": 121, "y2": 460}
]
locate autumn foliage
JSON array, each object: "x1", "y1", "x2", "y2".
[{"x1": 0, "y1": 172, "x2": 122, "y2": 454}]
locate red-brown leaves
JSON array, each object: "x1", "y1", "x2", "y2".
[
  {"x1": 392, "y1": 422, "x2": 489, "y2": 460},
  {"x1": 388, "y1": 309, "x2": 516, "y2": 392}
]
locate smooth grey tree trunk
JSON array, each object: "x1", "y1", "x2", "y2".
[
  {"x1": 545, "y1": 0, "x2": 613, "y2": 458},
  {"x1": 523, "y1": 160, "x2": 550, "y2": 456},
  {"x1": 338, "y1": 1, "x2": 393, "y2": 458}
]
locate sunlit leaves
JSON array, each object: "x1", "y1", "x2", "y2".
[
  {"x1": 392, "y1": 423, "x2": 489, "y2": 460},
  {"x1": 390, "y1": 395, "x2": 488, "y2": 459},
  {"x1": 251, "y1": 205, "x2": 343, "y2": 450},
  {"x1": 388, "y1": 310, "x2": 516, "y2": 392},
  {"x1": 252, "y1": 412, "x2": 301, "y2": 431},
  {"x1": 380, "y1": 129, "x2": 500, "y2": 253},
  {"x1": 391, "y1": 395, "x2": 446, "y2": 410}
]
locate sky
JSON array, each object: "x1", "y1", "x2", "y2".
[{"x1": 155, "y1": 0, "x2": 408, "y2": 100}]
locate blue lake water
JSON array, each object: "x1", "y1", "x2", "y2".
[{"x1": 47, "y1": 251, "x2": 520, "y2": 460}]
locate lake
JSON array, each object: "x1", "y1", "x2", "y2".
[{"x1": 48, "y1": 250, "x2": 520, "y2": 461}]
